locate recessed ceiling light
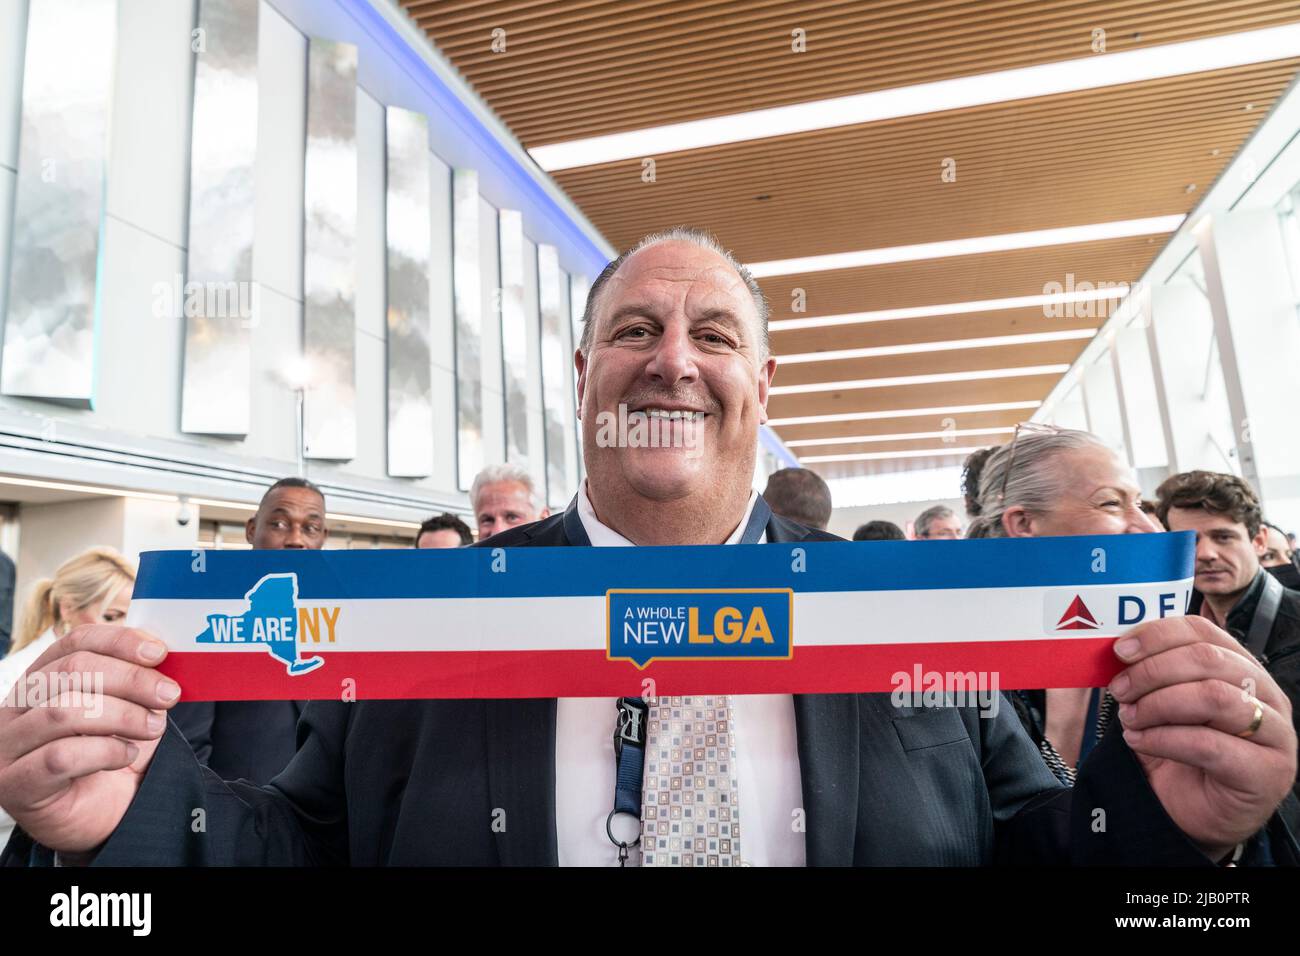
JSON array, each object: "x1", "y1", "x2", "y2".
[
  {"x1": 769, "y1": 364, "x2": 1070, "y2": 395},
  {"x1": 799, "y1": 446, "x2": 989, "y2": 464},
  {"x1": 0, "y1": 474, "x2": 176, "y2": 502},
  {"x1": 529, "y1": 24, "x2": 1300, "y2": 170},
  {"x1": 189, "y1": 496, "x2": 421, "y2": 531},
  {"x1": 785, "y1": 426, "x2": 1015, "y2": 447},
  {"x1": 777, "y1": 328, "x2": 1095, "y2": 364},
  {"x1": 747, "y1": 217, "x2": 1182, "y2": 278},
  {"x1": 769, "y1": 288, "x2": 1128, "y2": 332},
  {"x1": 768, "y1": 400, "x2": 1040, "y2": 427}
]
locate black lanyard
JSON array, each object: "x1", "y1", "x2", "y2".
[
  {"x1": 607, "y1": 697, "x2": 649, "y2": 865},
  {"x1": 599, "y1": 494, "x2": 773, "y2": 864}
]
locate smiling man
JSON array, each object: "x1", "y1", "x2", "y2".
[
  {"x1": 0, "y1": 229, "x2": 1295, "y2": 867},
  {"x1": 575, "y1": 229, "x2": 772, "y2": 547}
]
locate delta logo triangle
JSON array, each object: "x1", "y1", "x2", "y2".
[{"x1": 1056, "y1": 595, "x2": 1101, "y2": 630}]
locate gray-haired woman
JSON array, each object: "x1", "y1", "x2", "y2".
[{"x1": 967, "y1": 425, "x2": 1160, "y2": 784}]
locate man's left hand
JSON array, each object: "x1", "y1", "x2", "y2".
[{"x1": 1110, "y1": 615, "x2": 1297, "y2": 861}]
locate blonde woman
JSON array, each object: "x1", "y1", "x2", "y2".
[
  {"x1": 0, "y1": 547, "x2": 136, "y2": 701},
  {"x1": 0, "y1": 547, "x2": 134, "y2": 851}
]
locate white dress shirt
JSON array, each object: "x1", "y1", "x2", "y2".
[
  {"x1": 554, "y1": 485, "x2": 806, "y2": 866},
  {"x1": 0, "y1": 628, "x2": 57, "y2": 702},
  {"x1": 0, "y1": 627, "x2": 58, "y2": 852}
]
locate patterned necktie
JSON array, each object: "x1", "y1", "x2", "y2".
[{"x1": 640, "y1": 695, "x2": 741, "y2": 866}]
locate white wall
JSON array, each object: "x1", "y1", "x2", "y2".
[
  {"x1": 14, "y1": 497, "x2": 198, "y2": 610},
  {"x1": 0, "y1": 0, "x2": 604, "y2": 524}
]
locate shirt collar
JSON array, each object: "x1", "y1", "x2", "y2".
[
  {"x1": 1194, "y1": 567, "x2": 1267, "y2": 634},
  {"x1": 576, "y1": 482, "x2": 763, "y2": 546},
  {"x1": 1226, "y1": 568, "x2": 1268, "y2": 631}
]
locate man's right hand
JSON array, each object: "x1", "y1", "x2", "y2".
[{"x1": 0, "y1": 625, "x2": 178, "y2": 855}]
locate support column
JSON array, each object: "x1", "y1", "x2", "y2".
[
  {"x1": 1082, "y1": 352, "x2": 1128, "y2": 462},
  {"x1": 1148, "y1": 278, "x2": 1229, "y2": 475},
  {"x1": 1195, "y1": 210, "x2": 1300, "y2": 530},
  {"x1": 1112, "y1": 307, "x2": 1170, "y2": 490}
]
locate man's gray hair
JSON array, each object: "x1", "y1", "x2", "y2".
[
  {"x1": 965, "y1": 427, "x2": 1112, "y2": 538},
  {"x1": 914, "y1": 505, "x2": 956, "y2": 539},
  {"x1": 578, "y1": 226, "x2": 770, "y2": 358},
  {"x1": 470, "y1": 463, "x2": 539, "y2": 512}
]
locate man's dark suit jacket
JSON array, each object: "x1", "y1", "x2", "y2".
[
  {"x1": 170, "y1": 700, "x2": 305, "y2": 784},
  {"x1": 4, "y1": 500, "x2": 1297, "y2": 866}
]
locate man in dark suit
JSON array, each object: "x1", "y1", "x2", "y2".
[
  {"x1": 0, "y1": 228, "x2": 1295, "y2": 866},
  {"x1": 168, "y1": 477, "x2": 324, "y2": 784}
]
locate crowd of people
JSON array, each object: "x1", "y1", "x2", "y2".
[
  {"x1": 413, "y1": 463, "x2": 546, "y2": 550},
  {"x1": 0, "y1": 227, "x2": 1294, "y2": 867},
  {"x1": 758, "y1": 432, "x2": 1300, "y2": 793}
]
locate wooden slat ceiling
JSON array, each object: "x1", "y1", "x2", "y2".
[
  {"x1": 406, "y1": 0, "x2": 1300, "y2": 145},
  {"x1": 771, "y1": 305, "x2": 1104, "y2": 357},
  {"x1": 766, "y1": 371, "x2": 1058, "y2": 419},
  {"x1": 774, "y1": 406, "x2": 1028, "y2": 442},
  {"x1": 812, "y1": 452, "x2": 991, "y2": 481},
  {"x1": 401, "y1": 0, "x2": 1300, "y2": 482},
  {"x1": 554, "y1": 63, "x2": 1296, "y2": 263},
  {"x1": 760, "y1": 237, "x2": 1151, "y2": 320}
]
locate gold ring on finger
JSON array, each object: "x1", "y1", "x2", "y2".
[{"x1": 1236, "y1": 696, "x2": 1264, "y2": 739}]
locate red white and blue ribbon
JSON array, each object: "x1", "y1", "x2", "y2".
[{"x1": 126, "y1": 533, "x2": 1195, "y2": 701}]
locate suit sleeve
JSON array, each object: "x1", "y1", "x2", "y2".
[
  {"x1": 983, "y1": 703, "x2": 1221, "y2": 865},
  {"x1": 3, "y1": 700, "x2": 353, "y2": 866},
  {"x1": 964, "y1": 696, "x2": 1073, "y2": 864},
  {"x1": 982, "y1": 707, "x2": 1300, "y2": 865},
  {"x1": 169, "y1": 701, "x2": 216, "y2": 768}
]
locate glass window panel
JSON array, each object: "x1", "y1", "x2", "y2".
[
  {"x1": 499, "y1": 209, "x2": 530, "y2": 469},
  {"x1": 180, "y1": 0, "x2": 258, "y2": 435},
  {"x1": 302, "y1": 38, "x2": 358, "y2": 461},
  {"x1": 2, "y1": 0, "x2": 117, "y2": 405},
  {"x1": 452, "y1": 168, "x2": 482, "y2": 490},
  {"x1": 385, "y1": 106, "x2": 434, "y2": 477},
  {"x1": 568, "y1": 273, "x2": 589, "y2": 485},
  {"x1": 540, "y1": 247, "x2": 576, "y2": 508}
]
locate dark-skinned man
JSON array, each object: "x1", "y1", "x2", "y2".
[{"x1": 169, "y1": 477, "x2": 327, "y2": 784}]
